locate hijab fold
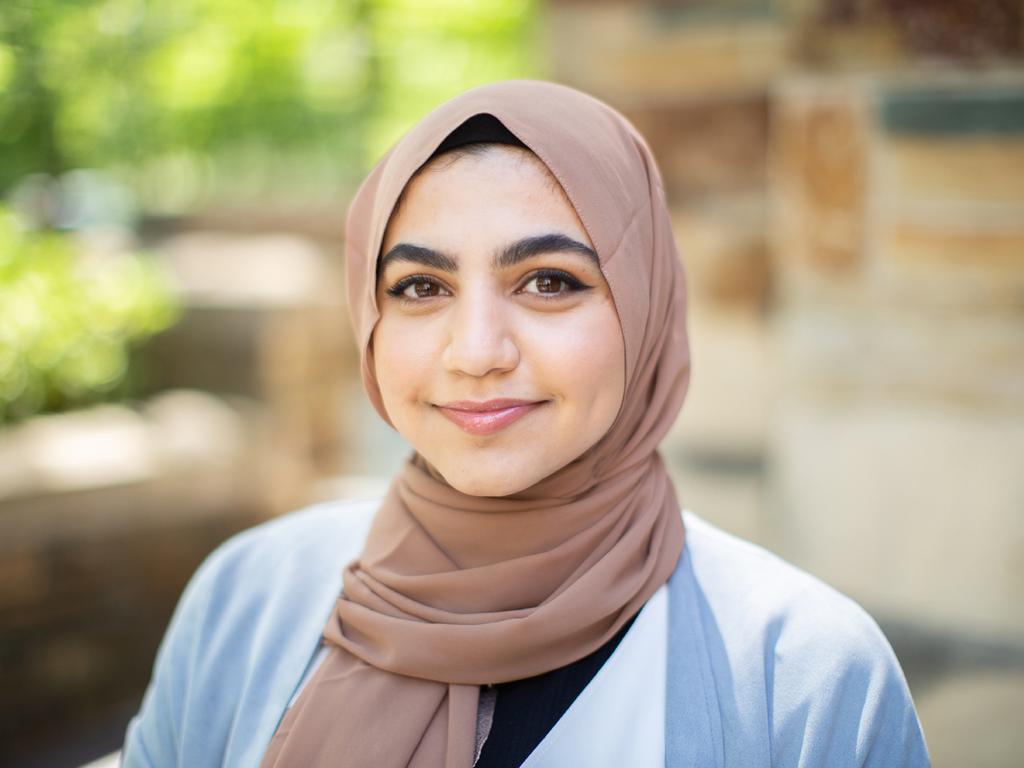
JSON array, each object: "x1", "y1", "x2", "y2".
[{"x1": 261, "y1": 79, "x2": 691, "y2": 768}]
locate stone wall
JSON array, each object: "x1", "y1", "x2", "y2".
[{"x1": 770, "y1": 74, "x2": 1024, "y2": 638}]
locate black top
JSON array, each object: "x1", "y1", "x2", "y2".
[{"x1": 474, "y1": 610, "x2": 640, "y2": 767}]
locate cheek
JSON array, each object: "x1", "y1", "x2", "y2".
[
  {"x1": 524, "y1": 304, "x2": 625, "y2": 413},
  {"x1": 372, "y1": 318, "x2": 438, "y2": 412}
]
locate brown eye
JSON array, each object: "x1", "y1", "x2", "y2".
[
  {"x1": 386, "y1": 275, "x2": 449, "y2": 301},
  {"x1": 533, "y1": 275, "x2": 563, "y2": 293},
  {"x1": 405, "y1": 280, "x2": 440, "y2": 298},
  {"x1": 520, "y1": 269, "x2": 589, "y2": 297}
]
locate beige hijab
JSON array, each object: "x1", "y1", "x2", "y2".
[{"x1": 261, "y1": 79, "x2": 691, "y2": 767}]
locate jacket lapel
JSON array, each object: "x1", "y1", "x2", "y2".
[{"x1": 665, "y1": 533, "x2": 725, "y2": 768}]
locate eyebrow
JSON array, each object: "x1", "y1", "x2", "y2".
[{"x1": 377, "y1": 233, "x2": 599, "y2": 278}]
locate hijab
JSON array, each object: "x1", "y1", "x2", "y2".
[{"x1": 261, "y1": 79, "x2": 691, "y2": 767}]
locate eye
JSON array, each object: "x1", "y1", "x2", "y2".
[
  {"x1": 385, "y1": 275, "x2": 449, "y2": 301},
  {"x1": 519, "y1": 269, "x2": 590, "y2": 296}
]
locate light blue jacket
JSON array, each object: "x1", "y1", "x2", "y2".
[{"x1": 123, "y1": 499, "x2": 931, "y2": 767}]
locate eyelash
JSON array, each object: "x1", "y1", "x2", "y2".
[{"x1": 384, "y1": 269, "x2": 592, "y2": 302}]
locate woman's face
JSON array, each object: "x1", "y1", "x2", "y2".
[{"x1": 372, "y1": 145, "x2": 625, "y2": 497}]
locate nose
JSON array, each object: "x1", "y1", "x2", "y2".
[{"x1": 441, "y1": 289, "x2": 519, "y2": 378}]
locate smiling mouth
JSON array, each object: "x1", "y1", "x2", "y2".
[{"x1": 434, "y1": 400, "x2": 547, "y2": 436}]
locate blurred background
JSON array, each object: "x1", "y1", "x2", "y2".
[{"x1": 1, "y1": 0, "x2": 1022, "y2": 765}]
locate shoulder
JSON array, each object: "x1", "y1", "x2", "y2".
[
  {"x1": 212, "y1": 495, "x2": 380, "y2": 566},
  {"x1": 191, "y1": 496, "x2": 379, "y2": 597},
  {"x1": 681, "y1": 509, "x2": 888, "y2": 649},
  {"x1": 122, "y1": 497, "x2": 380, "y2": 767},
  {"x1": 163, "y1": 497, "x2": 379, "y2": 642},
  {"x1": 673, "y1": 510, "x2": 931, "y2": 767},
  {"x1": 164, "y1": 494, "x2": 382, "y2": 672}
]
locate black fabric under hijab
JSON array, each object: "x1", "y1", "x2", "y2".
[
  {"x1": 474, "y1": 608, "x2": 640, "y2": 767},
  {"x1": 429, "y1": 113, "x2": 528, "y2": 159}
]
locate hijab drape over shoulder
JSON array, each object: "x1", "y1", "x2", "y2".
[{"x1": 262, "y1": 79, "x2": 691, "y2": 768}]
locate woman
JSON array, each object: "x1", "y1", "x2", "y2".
[{"x1": 123, "y1": 80, "x2": 930, "y2": 767}]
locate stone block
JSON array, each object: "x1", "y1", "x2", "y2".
[
  {"x1": 137, "y1": 230, "x2": 353, "y2": 480},
  {"x1": 773, "y1": 75, "x2": 1024, "y2": 309},
  {"x1": 669, "y1": 198, "x2": 771, "y2": 309},
  {"x1": 773, "y1": 301, "x2": 1024, "y2": 410},
  {"x1": 766, "y1": 389, "x2": 1024, "y2": 637},
  {"x1": 881, "y1": 82, "x2": 1024, "y2": 139},
  {"x1": 876, "y1": 223, "x2": 1024, "y2": 308},
  {"x1": 546, "y1": 4, "x2": 787, "y2": 104},
  {"x1": 872, "y1": 85, "x2": 1024, "y2": 308},
  {"x1": 626, "y1": 95, "x2": 769, "y2": 199},
  {"x1": 882, "y1": 137, "x2": 1024, "y2": 205},
  {"x1": 786, "y1": 0, "x2": 1023, "y2": 67},
  {"x1": 771, "y1": 77, "x2": 870, "y2": 281}
]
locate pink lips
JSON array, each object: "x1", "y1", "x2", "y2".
[{"x1": 435, "y1": 398, "x2": 546, "y2": 436}]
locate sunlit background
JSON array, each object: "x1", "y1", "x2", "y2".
[{"x1": 1, "y1": 1, "x2": 1022, "y2": 766}]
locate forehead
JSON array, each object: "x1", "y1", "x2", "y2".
[
  {"x1": 382, "y1": 146, "x2": 586, "y2": 247},
  {"x1": 419, "y1": 144, "x2": 562, "y2": 191}
]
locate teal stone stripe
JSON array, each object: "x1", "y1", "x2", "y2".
[{"x1": 882, "y1": 86, "x2": 1024, "y2": 137}]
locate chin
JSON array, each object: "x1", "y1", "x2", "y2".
[{"x1": 441, "y1": 465, "x2": 535, "y2": 498}]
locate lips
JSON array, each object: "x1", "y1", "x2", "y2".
[{"x1": 435, "y1": 399, "x2": 546, "y2": 436}]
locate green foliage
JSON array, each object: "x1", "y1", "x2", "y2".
[
  {"x1": 364, "y1": 0, "x2": 542, "y2": 162},
  {"x1": 0, "y1": 0, "x2": 542, "y2": 212},
  {"x1": 0, "y1": 207, "x2": 182, "y2": 424}
]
